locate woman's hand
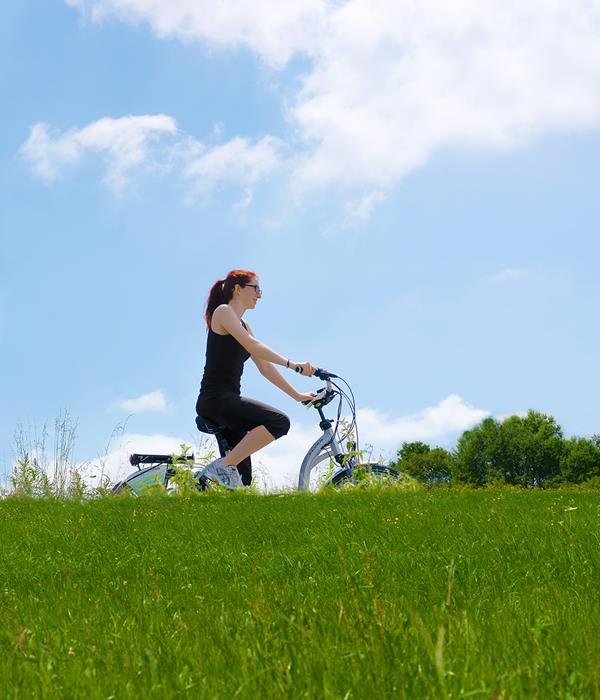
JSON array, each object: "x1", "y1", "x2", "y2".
[
  {"x1": 291, "y1": 361, "x2": 316, "y2": 377},
  {"x1": 296, "y1": 391, "x2": 317, "y2": 404}
]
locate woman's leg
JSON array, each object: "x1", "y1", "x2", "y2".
[
  {"x1": 222, "y1": 427, "x2": 253, "y2": 485},
  {"x1": 199, "y1": 395, "x2": 290, "y2": 469},
  {"x1": 222, "y1": 426, "x2": 274, "y2": 467}
]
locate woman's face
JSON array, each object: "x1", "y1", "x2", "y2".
[{"x1": 241, "y1": 276, "x2": 261, "y2": 309}]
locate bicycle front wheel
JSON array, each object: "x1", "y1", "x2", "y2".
[{"x1": 328, "y1": 463, "x2": 407, "y2": 489}]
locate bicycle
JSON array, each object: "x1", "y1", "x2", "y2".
[
  {"x1": 295, "y1": 368, "x2": 401, "y2": 490},
  {"x1": 112, "y1": 368, "x2": 403, "y2": 494}
]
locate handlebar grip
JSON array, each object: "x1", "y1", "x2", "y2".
[
  {"x1": 295, "y1": 366, "x2": 303, "y2": 374},
  {"x1": 314, "y1": 367, "x2": 338, "y2": 380}
]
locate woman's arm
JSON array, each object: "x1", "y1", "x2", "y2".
[
  {"x1": 245, "y1": 320, "x2": 315, "y2": 401},
  {"x1": 254, "y1": 359, "x2": 305, "y2": 400},
  {"x1": 213, "y1": 305, "x2": 314, "y2": 375}
]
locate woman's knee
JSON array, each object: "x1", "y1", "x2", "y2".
[{"x1": 266, "y1": 412, "x2": 290, "y2": 440}]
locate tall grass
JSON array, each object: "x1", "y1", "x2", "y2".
[
  {"x1": 1, "y1": 490, "x2": 598, "y2": 698},
  {"x1": 9, "y1": 410, "x2": 86, "y2": 498},
  {"x1": 6, "y1": 412, "x2": 132, "y2": 499}
]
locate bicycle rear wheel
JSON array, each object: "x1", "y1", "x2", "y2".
[
  {"x1": 328, "y1": 463, "x2": 404, "y2": 488},
  {"x1": 114, "y1": 466, "x2": 212, "y2": 496}
]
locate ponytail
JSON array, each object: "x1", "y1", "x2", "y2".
[
  {"x1": 204, "y1": 279, "x2": 226, "y2": 330},
  {"x1": 204, "y1": 268, "x2": 257, "y2": 330}
]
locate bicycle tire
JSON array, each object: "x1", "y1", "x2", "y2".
[{"x1": 329, "y1": 463, "x2": 403, "y2": 488}]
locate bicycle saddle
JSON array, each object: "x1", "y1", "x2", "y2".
[{"x1": 195, "y1": 415, "x2": 226, "y2": 435}]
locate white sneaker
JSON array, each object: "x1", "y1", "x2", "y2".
[{"x1": 198, "y1": 458, "x2": 240, "y2": 490}]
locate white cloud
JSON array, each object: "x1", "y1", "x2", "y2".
[
  {"x1": 357, "y1": 395, "x2": 489, "y2": 449},
  {"x1": 321, "y1": 189, "x2": 386, "y2": 236},
  {"x1": 65, "y1": 0, "x2": 328, "y2": 68},
  {"x1": 67, "y1": 0, "x2": 600, "y2": 196},
  {"x1": 115, "y1": 390, "x2": 168, "y2": 413},
  {"x1": 20, "y1": 115, "x2": 177, "y2": 192},
  {"x1": 182, "y1": 135, "x2": 283, "y2": 206},
  {"x1": 491, "y1": 267, "x2": 529, "y2": 282},
  {"x1": 21, "y1": 117, "x2": 281, "y2": 203},
  {"x1": 291, "y1": 0, "x2": 600, "y2": 189},
  {"x1": 343, "y1": 190, "x2": 386, "y2": 224}
]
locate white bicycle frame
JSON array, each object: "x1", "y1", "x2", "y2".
[
  {"x1": 297, "y1": 380, "x2": 358, "y2": 491},
  {"x1": 297, "y1": 427, "x2": 345, "y2": 491}
]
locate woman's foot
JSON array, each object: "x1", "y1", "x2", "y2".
[{"x1": 197, "y1": 457, "x2": 240, "y2": 490}]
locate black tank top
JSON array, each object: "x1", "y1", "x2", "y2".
[{"x1": 199, "y1": 320, "x2": 251, "y2": 396}]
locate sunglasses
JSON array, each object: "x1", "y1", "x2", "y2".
[{"x1": 243, "y1": 283, "x2": 262, "y2": 295}]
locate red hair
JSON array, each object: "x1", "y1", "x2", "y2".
[{"x1": 204, "y1": 269, "x2": 257, "y2": 330}]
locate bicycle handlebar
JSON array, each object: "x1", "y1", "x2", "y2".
[
  {"x1": 302, "y1": 386, "x2": 336, "y2": 408},
  {"x1": 294, "y1": 366, "x2": 337, "y2": 380},
  {"x1": 314, "y1": 367, "x2": 337, "y2": 380},
  {"x1": 301, "y1": 367, "x2": 339, "y2": 407}
]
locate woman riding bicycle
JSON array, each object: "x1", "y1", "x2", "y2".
[{"x1": 196, "y1": 269, "x2": 316, "y2": 489}]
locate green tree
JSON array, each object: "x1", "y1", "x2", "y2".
[
  {"x1": 393, "y1": 441, "x2": 452, "y2": 485},
  {"x1": 452, "y1": 417, "x2": 504, "y2": 485},
  {"x1": 452, "y1": 411, "x2": 563, "y2": 487},
  {"x1": 499, "y1": 411, "x2": 563, "y2": 486},
  {"x1": 559, "y1": 437, "x2": 600, "y2": 484},
  {"x1": 398, "y1": 441, "x2": 431, "y2": 461}
]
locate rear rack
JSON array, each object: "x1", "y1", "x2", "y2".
[{"x1": 129, "y1": 453, "x2": 195, "y2": 469}]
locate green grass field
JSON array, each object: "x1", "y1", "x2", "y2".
[{"x1": 1, "y1": 489, "x2": 599, "y2": 699}]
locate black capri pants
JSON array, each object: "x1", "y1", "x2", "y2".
[{"x1": 196, "y1": 392, "x2": 290, "y2": 486}]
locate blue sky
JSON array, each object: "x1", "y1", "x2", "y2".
[{"x1": 2, "y1": 0, "x2": 600, "y2": 488}]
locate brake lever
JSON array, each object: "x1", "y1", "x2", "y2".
[{"x1": 302, "y1": 387, "x2": 328, "y2": 407}]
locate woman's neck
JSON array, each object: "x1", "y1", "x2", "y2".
[{"x1": 228, "y1": 299, "x2": 247, "y2": 319}]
